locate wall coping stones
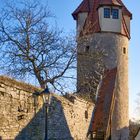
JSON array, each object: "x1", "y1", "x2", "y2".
[{"x1": 0, "y1": 76, "x2": 41, "y2": 93}]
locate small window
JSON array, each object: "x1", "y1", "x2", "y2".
[
  {"x1": 123, "y1": 47, "x2": 126, "y2": 54},
  {"x1": 104, "y1": 8, "x2": 111, "y2": 18},
  {"x1": 112, "y1": 9, "x2": 119, "y2": 19},
  {"x1": 85, "y1": 46, "x2": 90, "y2": 53},
  {"x1": 85, "y1": 110, "x2": 88, "y2": 119}
]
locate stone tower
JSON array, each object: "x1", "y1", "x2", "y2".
[{"x1": 72, "y1": 0, "x2": 132, "y2": 140}]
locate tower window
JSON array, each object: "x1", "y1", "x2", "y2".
[
  {"x1": 85, "y1": 110, "x2": 88, "y2": 119},
  {"x1": 85, "y1": 46, "x2": 90, "y2": 53},
  {"x1": 104, "y1": 8, "x2": 119, "y2": 19},
  {"x1": 112, "y1": 9, "x2": 119, "y2": 19},
  {"x1": 104, "y1": 8, "x2": 111, "y2": 18},
  {"x1": 123, "y1": 47, "x2": 126, "y2": 54}
]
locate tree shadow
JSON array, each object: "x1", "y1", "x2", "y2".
[{"x1": 14, "y1": 96, "x2": 73, "y2": 140}]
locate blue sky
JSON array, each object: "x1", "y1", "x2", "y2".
[
  {"x1": 0, "y1": 0, "x2": 139, "y2": 119},
  {"x1": 47, "y1": 0, "x2": 140, "y2": 119}
]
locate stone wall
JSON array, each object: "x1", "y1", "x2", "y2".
[
  {"x1": 0, "y1": 76, "x2": 94, "y2": 140},
  {"x1": 48, "y1": 95, "x2": 94, "y2": 140},
  {"x1": 130, "y1": 121, "x2": 140, "y2": 140},
  {"x1": 0, "y1": 76, "x2": 44, "y2": 140}
]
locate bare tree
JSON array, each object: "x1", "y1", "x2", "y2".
[{"x1": 0, "y1": 0, "x2": 76, "y2": 92}]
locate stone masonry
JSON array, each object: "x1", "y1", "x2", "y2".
[
  {"x1": 0, "y1": 76, "x2": 44, "y2": 140},
  {"x1": 0, "y1": 76, "x2": 94, "y2": 140},
  {"x1": 77, "y1": 32, "x2": 129, "y2": 139}
]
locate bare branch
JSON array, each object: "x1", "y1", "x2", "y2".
[{"x1": 0, "y1": 0, "x2": 76, "y2": 93}]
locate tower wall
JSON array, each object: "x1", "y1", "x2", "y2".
[
  {"x1": 77, "y1": 33, "x2": 118, "y2": 96},
  {"x1": 112, "y1": 35, "x2": 129, "y2": 140},
  {"x1": 77, "y1": 33, "x2": 129, "y2": 139}
]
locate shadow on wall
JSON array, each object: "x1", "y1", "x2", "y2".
[
  {"x1": 15, "y1": 106, "x2": 45, "y2": 140},
  {"x1": 86, "y1": 107, "x2": 95, "y2": 138},
  {"x1": 48, "y1": 96, "x2": 73, "y2": 140},
  {"x1": 112, "y1": 126, "x2": 129, "y2": 140},
  {"x1": 14, "y1": 96, "x2": 73, "y2": 140}
]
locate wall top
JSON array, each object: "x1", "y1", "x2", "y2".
[{"x1": 0, "y1": 76, "x2": 41, "y2": 93}]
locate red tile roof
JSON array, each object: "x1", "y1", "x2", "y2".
[
  {"x1": 117, "y1": 0, "x2": 132, "y2": 18},
  {"x1": 88, "y1": 68, "x2": 117, "y2": 138},
  {"x1": 81, "y1": 0, "x2": 101, "y2": 36},
  {"x1": 99, "y1": 0, "x2": 121, "y2": 6},
  {"x1": 72, "y1": 0, "x2": 90, "y2": 20},
  {"x1": 72, "y1": 0, "x2": 132, "y2": 39}
]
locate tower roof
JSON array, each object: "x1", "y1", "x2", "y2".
[
  {"x1": 72, "y1": 0, "x2": 132, "y2": 39},
  {"x1": 117, "y1": 0, "x2": 132, "y2": 18},
  {"x1": 72, "y1": 0, "x2": 90, "y2": 20},
  {"x1": 99, "y1": 0, "x2": 121, "y2": 7}
]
